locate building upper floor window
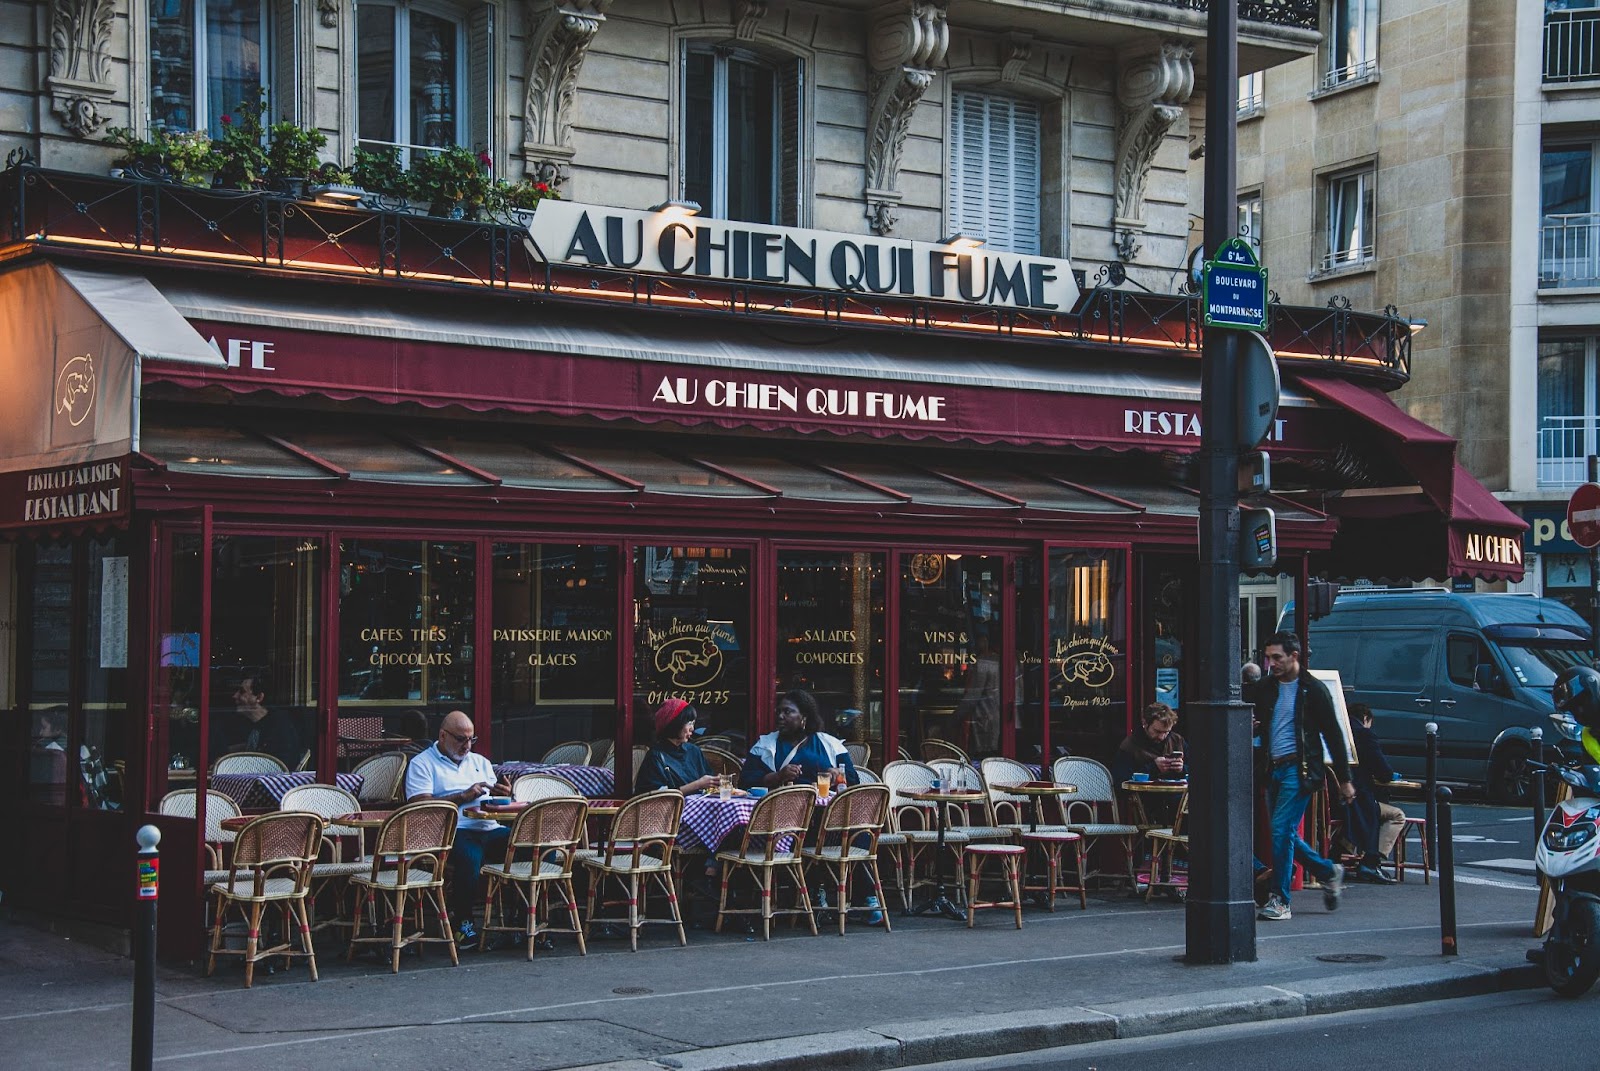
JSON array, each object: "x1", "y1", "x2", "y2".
[
  {"x1": 1322, "y1": 167, "x2": 1374, "y2": 271},
  {"x1": 1541, "y1": 144, "x2": 1600, "y2": 287},
  {"x1": 949, "y1": 90, "x2": 1041, "y2": 256},
  {"x1": 1324, "y1": 0, "x2": 1379, "y2": 89},
  {"x1": 1545, "y1": 0, "x2": 1600, "y2": 84},
  {"x1": 1538, "y1": 335, "x2": 1600, "y2": 487},
  {"x1": 358, "y1": 1, "x2": 467, "y2": 159},
  {"x1": 681, "y1": 43, "x2": 801, "y2": 225},
  {"x1": 149, "y1": 0, "x2": 267, "y2": 137},
  {"x1": 1237, "y1": 192, "x2": 1263, "y2": 259},
  {"x1": 1238, "y1": 71, "x2": 1264, "y2": 117}
]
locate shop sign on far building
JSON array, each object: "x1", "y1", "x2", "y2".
[
  {"x1": 1203, "y1": 237, "x2": 1268, "y2": 331},
  {"x1": 1546, "y1": 554, "x2": 1593, "y2": 591}
]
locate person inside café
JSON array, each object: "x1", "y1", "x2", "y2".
[
  {"x1": 636, "y1": 698, "x2": 718, "y2": 795},
  {"x1": 1110, "y1": 702, "x2": 1187, "y2": 784},
  {"x1": 740, "y1": 689, "x2": 861, "y2": 790},
  {"x1": 404, "y1": 709, "x2": 512, "y2": 947},
  {"x1": 1335, "y1": 702, "x2": 1405, "y2": 884},
  {"x1": 223, "y1": 672, "x2": 302, "y2": 769}
]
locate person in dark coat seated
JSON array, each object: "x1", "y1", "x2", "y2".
[
  {"x1": 636, "y1": 698, "x2": 717, "y2": 795},
  {"x1": 1336, "y1": 702, "x2": 1404, "y2": 883}
]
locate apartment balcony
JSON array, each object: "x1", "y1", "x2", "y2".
[
  {"x1": 1540, "y1": 214, "x2": 1600, "y2": 288},
  {"x1": 1540, "y1": 416, "x2": 1600, "y2": 487},
  {"x1": 1546, "y1": 8, "x2": 1600, "y2": 85}
]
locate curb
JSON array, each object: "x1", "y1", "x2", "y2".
[{"x1": 563, "y1": 959, "x2": 1542, "y2": 1071}]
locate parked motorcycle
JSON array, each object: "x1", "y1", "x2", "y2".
[{"x1": 1534, "y1": 753, "x2": 1600, "y2": 996}]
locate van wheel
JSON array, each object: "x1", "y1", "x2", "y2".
[{"x1": 1489, "y1": 742, "x2": 1532, "y2": 806}]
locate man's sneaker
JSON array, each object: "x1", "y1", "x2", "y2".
[
  {"x1": 1258, "y1": 895, "x2": 1291, "y2": 921},
  {"x1": 1322, "y1": 864, "x2": 1345, "y2": 911},
  {"x1": 864, "y1": 895, "x2": 884, "y2": 926},
  {"x1": 455, "y1": 919, "x2": 479, "y2": 947}
]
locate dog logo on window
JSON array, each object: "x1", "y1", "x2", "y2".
[
  {"x1": 655, "y1": 635, "x2": 723, "y2": 689},
  {"x1": 55, "y1": 353, "x2": 97, "y2": 427}
]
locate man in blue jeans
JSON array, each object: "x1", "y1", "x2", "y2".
[{"x1": 1254, "y1": 631, "x2": 1355, "y2": 921}]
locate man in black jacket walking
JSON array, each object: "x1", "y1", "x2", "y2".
[{"x1": 1255, "y1": 631, "x2": 1356, "y2": 921}]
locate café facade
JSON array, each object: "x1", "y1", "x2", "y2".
[{"x1": 0, "y1": 168, "x2": 1526, "y2": 953}]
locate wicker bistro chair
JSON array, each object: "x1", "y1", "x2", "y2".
[
  {"x1": 278, "y1": 784, "x2": 369, "y2": 935},
  {"x1": 206, "y1": 811, "x2": 324, "y2": 987},
  {"x1": 979, "y1": 757, "x2": 1086, "y2": 911},
  {"x1": 345, "y1": 801, "x2": 461, "y2": 973},
  {"x1": 846, "y1": 742, "x2": 872, "y2": 772},
  {"x1": 714, "y1": 786, "x2": 819, "y2": 940},
  {"x1": 921, "y1": 739, "x2": 970, "y2": 765},
  {"x1": 631, "y1": 746, "x2": 651, "y2": 783},
  {"x1": 351, "y1": 751, "x2": 409, "y2": 806},
  {"x1": 1144, "y1": 791, "x2": 1190, "y2": 903},
  {"x1": 1051, "y1": 757, "x2": 1139, "y2": 889},
  {"x1": 579, "y1": 790, "x2": 687, "y2": 951},
  {"x1": 879, "y1": 761, "x2": 971, "y2": 912},
  {"x1": 540, "y1": 740, "x2": 593, "y2": 766},
  {"x1": 932, "y1": 761, "x2": 1013, "y2": 844},
  {"x1": 513, "y1": 772, "x2": 583, "y2": 803},
  {"x1": 801, "y1": 783, "x2": 893, "y2": 936},
  {"x1": 589, "y1": 739, "x2": 615, "y2": 771},
  {"x1": 481, "y1": 798, "x2": 590, "y2": 959},
  {"x1": 700, "y1": 745, "x2": 744, "y2": 778},
  {"x1": 213, "y1": 751, "x2": 289, "y2": 775},
  {"x1": 854, "y1": 767, "x2": 881, "y2": 785},
  {"x1": 161, "y1": 788, "x2": 241, "y2": 869}
]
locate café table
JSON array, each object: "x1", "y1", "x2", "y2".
[
  {"x1": 905, "y1": 788, "x2": 985, "y2": 921},
  {"x1": 493, "y1": 762, "x2": 615, "y2": 800},
  {"x1": 996, "y1": 781, "x2": 1078, "y2": 832},
  {"x1": 209, "y1": 771, "x2": 364, "y2": 810},
  {"x1": 1121, "y1": 779, "x2": 1188, "y2": 829}
]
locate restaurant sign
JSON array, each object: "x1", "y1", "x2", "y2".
[
  {"x1": 525, "y1": 201, "x2": 1081, "y2": 313},
  {"x1": 0, "y1": 457, "x2": 129, "y2": 528}
]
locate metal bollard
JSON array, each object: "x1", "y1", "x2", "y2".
[
  {"x1": 1425, "y1": 722, "x2": 1439, "y2": 868},
  {"x1": 1532, "y1": 728, "x2": 1547, "y2": 842},
  {"x1": 133, "y1": 825, "x2": 160, "y2": 1071},
  {"x1": 1436, "y1": 786, "x2": 1457, "y2": 957}
]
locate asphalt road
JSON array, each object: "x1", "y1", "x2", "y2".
[
  {"x1": 902, "y1": 990, "x2": 1600, "y2": 1071},
  {"x1": 1392, "y1": 796, "x2": 1541, "y2": 892}
]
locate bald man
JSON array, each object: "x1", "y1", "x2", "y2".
[{"x1": 405, "y1": 710, "x2": 511, "y2": 947}]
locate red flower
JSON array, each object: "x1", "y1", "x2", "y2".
[
  {"x1": 535, "y1": 182, "x2": 549, "y2": 193},
  {"x1": 477, "y1": 150, "x2": 492, "y2": 169},
  {"x1": 220, "y1": 114, "x2": 232, "y2": 126}
]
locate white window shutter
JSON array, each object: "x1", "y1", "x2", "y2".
[{"x1": 951, "y1": 90, "x2": 1040, "y2": 255}]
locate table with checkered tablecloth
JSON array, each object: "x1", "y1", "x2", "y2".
[
  {"x1": 493, "y1": 762, "x2": 615, "y2": 800},
  {"x1": 208, "y1": 771, "x2": 364, "y2": 810}
]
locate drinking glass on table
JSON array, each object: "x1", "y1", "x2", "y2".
[
  {"x1": 718, "y1": 774, "x2": 732, "y2": 800},
  {"x1": 816, "y1": 772, "x2": 831, "y2": 798}
]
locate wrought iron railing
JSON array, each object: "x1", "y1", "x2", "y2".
[
  {"x1": 1541, "y1": 213, "x2": 1600, "y2": 288},
  {"x1": 1546, "y1": 9, "x2": 1600, "y2": 84},
  {"x1": 0, "y1": 164, "x2": 1411, "y2": 384},
  {"x1": 1147, "y1": 0, "x2": 1319, "y2": 31},
  {"x1": 1540, "y1": 416, "x2": 1600, "y2": 487}
]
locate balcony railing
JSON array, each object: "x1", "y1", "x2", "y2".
[
  {"x1": 1150, "y1": 0, "x2": 1318, "y2": 30},
  {"x1": 1540, "y1": 415, "x2": 1600, "y2": 487},
  {"x1": 1546, "y1": 9, "x2": 1600, "y2": 84},
  {"x1": 1540, "y1": 213, "x2": 1600, "y2": 288}
]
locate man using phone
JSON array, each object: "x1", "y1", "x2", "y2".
[{"x1": 1111, "y1": 703, "x2": 1188, "y2": 783}]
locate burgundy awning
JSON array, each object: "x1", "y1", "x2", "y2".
[{"x1": 1292, "y1": 376, "x2": 1526, "y2": 582}]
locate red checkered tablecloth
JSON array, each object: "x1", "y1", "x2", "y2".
[
  {"x1": 209, "y1": 771, "x2": 364, "y2": 810},
  {"x1": 494, "y1": 762, "x2": 615, "y2": 800}
]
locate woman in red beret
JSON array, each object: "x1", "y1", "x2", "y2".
[{"x1": 636, "y1": 697, "x2": 718, "y2": 795}]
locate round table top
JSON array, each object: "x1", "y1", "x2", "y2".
[
  {"x1": 587, "y1": 799, "x2": 625, "y2": 816},
  {"x1": 1387, "y1": 779, "x2": 1424, "y2": 790},
  {"x1": 331, "y1": 810, "x2": 395, "y2": 828},
  {"x1": 997, "y1": 781, "x2": 1078, "y2": 796},
  {"x1": 906, "y1": 789, "x2": 985, "y2": 803},
  {"x1": 219, "y1": 815, "x2": 251, "y2": 833},
  {"x1": 1122, "y1": 779, "x2": 1189, "y2": 793}
]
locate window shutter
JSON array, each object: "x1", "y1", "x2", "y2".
[
  {"x1": 779, "y1": 56, "x2": 803, "y2": 226},
  {"x1": 467, "y1": 3, "x2": 493, "y2": 157},
  {"x1": 951, "y1": 90, "x2": 1040, "y2": 255}
]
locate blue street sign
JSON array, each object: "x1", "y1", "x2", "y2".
[{"x1": 1203, "y1": 237, "x2": 1268, "y2": 331}]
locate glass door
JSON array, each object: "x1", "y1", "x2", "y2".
[{"x1": 896, "y1": 551, "x2": 1004, "y2": 760}]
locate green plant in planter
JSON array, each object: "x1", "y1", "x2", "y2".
[
  {"x1": 409, "y1": 146, "x2": 493, "y2": 216},
  {"x1": 488, "y1": 177, "x2": 561, "y2": 214},
  {"x1": 351, "y1": 145, "x2": 410, "y2": 199},
  {"x1": 313, "y1": 162, "x2": 358, "y2": 187},
  {"x1": 265, "y1": 121, "x2": 328, "y2": 192},
  {"x1": 104, "y1": 126, "x2": 220, "y2": 185},
  {"x1": 213, "y1": 98, "x2": 269, "y2": 188}
]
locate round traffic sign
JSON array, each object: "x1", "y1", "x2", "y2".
[{"x1": 1567, "y1": 482, "x2": 1600, "y2": 549}]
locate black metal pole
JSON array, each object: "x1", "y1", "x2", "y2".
[
  {"x1": 1425, "y1": 722, "x2": 1439, "y2": 869},
  {"x1": 1532, "y1": 727, "x2": 1547, "y2": 842},
  {"x1": 1436, "y1": 786, "x2": 1457, "y2": 956},
  {"x1": 1186, "y1": 0, "x2": 1255, "y2": 965},
  {"x1": 132, "y1": 825, "x2": 160, "y2": 1071}
]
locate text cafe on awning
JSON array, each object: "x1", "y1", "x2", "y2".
[{"x1": 0, "y1": 172, "x2": 1525, "y2": 952}]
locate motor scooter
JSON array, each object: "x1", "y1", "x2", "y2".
[{"x1": 1534, "y1": 752, "x2": 1600, "y2": 996}]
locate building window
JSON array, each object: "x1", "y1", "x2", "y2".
[
  {"x1": 1324, "y1": 0, "x2": 1379, "y2": 89},
  {"x1": 1238, "y1": 71, "x2": 1264, "y2": 118},
  {"x1": 681, "y1": 44, "x2": 801, "y2": 225},
  {"x1": 949, "y1": 90, "x2": 1041, "y2": 255},
  {"x1": 1541, "y1": 144, "x2": 1600, "y2": 288},
  {"x1": 358, "y1": 1, "x2": 467, "y2": 159},
  {"x1": 1545, "y1": 2, "x2": 1600, "y2": 84},
  {"x1": 1539, "y1": 335, "x2": 1600, "y2": 488},
  {"x1": 149, "y1": 0, "x2": 267, "y2": 136},
  {"x1": 1237, "y1": 191, "x2": 1263, "y2": 259},
  {"x1": 1322, "y1": 167, "x2": 1375, "y2": 271}
]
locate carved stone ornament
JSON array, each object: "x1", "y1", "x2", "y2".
[
  {"x1": 864, "y1": 0, "x2": 947, "y2": 235},
  {"x1": 318, "y1": 0, "x2": 339, "y2": 29},
  {"x1": 522, "y1": 0, "x2": 613, "y2": 172},
  {"x1": 48, "y1": 0, "x2": 117, "y2": 138},
  {"x1": 735, "y1": 0, "x2": 769, "y2": 41},
  {"x1": 1112, "y1": 41, "x2": 1194, "y2": 262},
  {"x1": 1001, "y1": 32, "x2": 1032, "y2": 85}
]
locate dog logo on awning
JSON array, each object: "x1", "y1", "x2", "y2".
[{"x1": 55, "y1": 353, "x2": 97, "y2": 427}]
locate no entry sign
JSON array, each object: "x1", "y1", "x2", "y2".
[{"x1": 1567, "y1": 482, "x2": 1600, "y2": 549}]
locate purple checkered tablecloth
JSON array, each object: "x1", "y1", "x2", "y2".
[
  {"x1": 209, "y1": 771, "x2": 364, "y2": 810},
  {"x1": 494, "y1": 762, "x2": 615, "y2": 800},
  {"x1": 677, "y1": 795, "x2": 759, "y2": 853}
]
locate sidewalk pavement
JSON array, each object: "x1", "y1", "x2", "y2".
[{"x1": 0, "y1": 869, "x2": 1543, "y2": 1071}]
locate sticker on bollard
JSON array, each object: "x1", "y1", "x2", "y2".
[{"x1": 138, "y1": 856, "x2": 159, "y2": 899}]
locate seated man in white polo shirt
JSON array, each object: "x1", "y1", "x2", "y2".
[{"x1": 404, "y1": 710, "x2": 511, "y2": 946}]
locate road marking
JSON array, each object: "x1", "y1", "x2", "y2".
[
  {"x1": 1500, "y1": 816, "x2": 1534, "y2": 822},
  {"x1": 1467, "y1": 857, "x2": 1539, "y2": 872}
]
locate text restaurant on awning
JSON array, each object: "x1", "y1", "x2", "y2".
[{"x1": 0, "y1": 167, "x2": 1523, "y2": 950}]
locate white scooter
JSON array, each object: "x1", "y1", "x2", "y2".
[{"x1": 1534, "y1": 744, "x2": 1600, "y2": 996}]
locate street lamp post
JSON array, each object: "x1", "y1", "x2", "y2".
[{"x1": 1185, "y1": 0, "x2": 1257, "y2": 964}]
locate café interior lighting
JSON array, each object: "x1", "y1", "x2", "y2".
[
  {"x1": 938, "y1": 232, "x2": 985, "y2": 250},
  {"x1": 649, "y1": 199, "x2": 702, "y2": 218},
  {"x1": 314, "y1": 186, "x2": 365, "y2": 204}
]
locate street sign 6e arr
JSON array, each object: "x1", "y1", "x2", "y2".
[{"x1": 1203, "y1": 237, "x2": 1268, "y2": 331}]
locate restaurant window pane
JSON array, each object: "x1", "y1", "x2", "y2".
[
  {"x1": 208, "y1": 536, "x2": 321, "y2": 773},
  {"x1": 80, "y1": 536, "x2": 130, "y2": 810},
  {"x1": 776, "y1": 550, "x2": 885, "y2": 765},
  {"x1": 1048, "y1": 549, "x2": 1126, "y2": 764},
  {"x1": 1014, "y1": 553, "x2": 1045, "y2": 764},
  {"x1": 1145, "y1": 558, "x2": 1188, "y2": 755},
  {"x1": 339, "y1": 540, "x2": 476, "y2": 732},
  {"x1": 157, "y1": 532, "x2": 204, "y2": 788},
  {"x1": 26, "y1": 544, "x2": 73, "y2": 805},
  {"x1": 631, "y1": 546, "x2": 750, "y2": 745},
  {"x1": 898, "y1": 553, "x2": 1004, "y2": 759},
  {"x1": 492, "y1": 543, "x2": 618, "y2": 763}
]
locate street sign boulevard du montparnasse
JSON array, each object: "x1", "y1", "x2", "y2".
[{"x1": 1203, "y1": 237, "x2": 1268, "y2": 331}]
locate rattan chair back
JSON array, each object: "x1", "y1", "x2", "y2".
[
  {"x1": 351, "y1": 751, "x2": 408, "y2": 803},
  {"x1": 880, "y1": 760, "x2": 939, "y2": 831},
  {"x1": 631, "y1": 745, "x2": 651, "y2": 781},
  {"x1": 513, "y1": 772, "x2": 582, "y2": 802},
  {"x1": 700, "y1": 745, "x2": 743, "y2": 777},
  {"x1": 540, "y1": 740, "x2": 592, "y2": 765},
  {"x1": 818, "y1": 783, "x2": 889, "y2": 839},
  {"x1": 278, "y1": 783, "x2": 364, "y2": 843},
  {"x1": 1051, "y1": 756, "x2": 1122, "y2": 823},
  {"x1": 920, "y1": 739, "x2": 969, "y2": 765},
  {"x1": 213, "y1": 751, "x2": 288, "y2": 775},
  {"x1": 736, "y1": 785, "x2": 815, "y2": 861},
  {"x1": 160, "y1": 788, "x2": 242, "y2": 843},
  {"x1": 601, "y1": 790, "x2": 682, "y2": 865},
  {"x1": 230, "y1": 811, "x2": 324, "y2": 874},
  {"x1": 854, "y1": 767, "x2": 881, "y2": 784},
  {"x1": 980, "y1": 756, "x2": 1035, "y2": 824},
  {"x1": 367, "y1": 800, "x2": 458, "y2": 880},
  {"x1": 589, "y1": 739, "x2": 614, "y2": 770},
  {"x1": 846, "y1": 742, "x2": 871, "y2": 771},
  {"x1": 505, "y1": 797, "x2": 589, "y2": 866}
]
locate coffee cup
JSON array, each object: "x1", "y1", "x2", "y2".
[{"x1": 1131, "y1": 773, "x2": 1152, "y2": 783}]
